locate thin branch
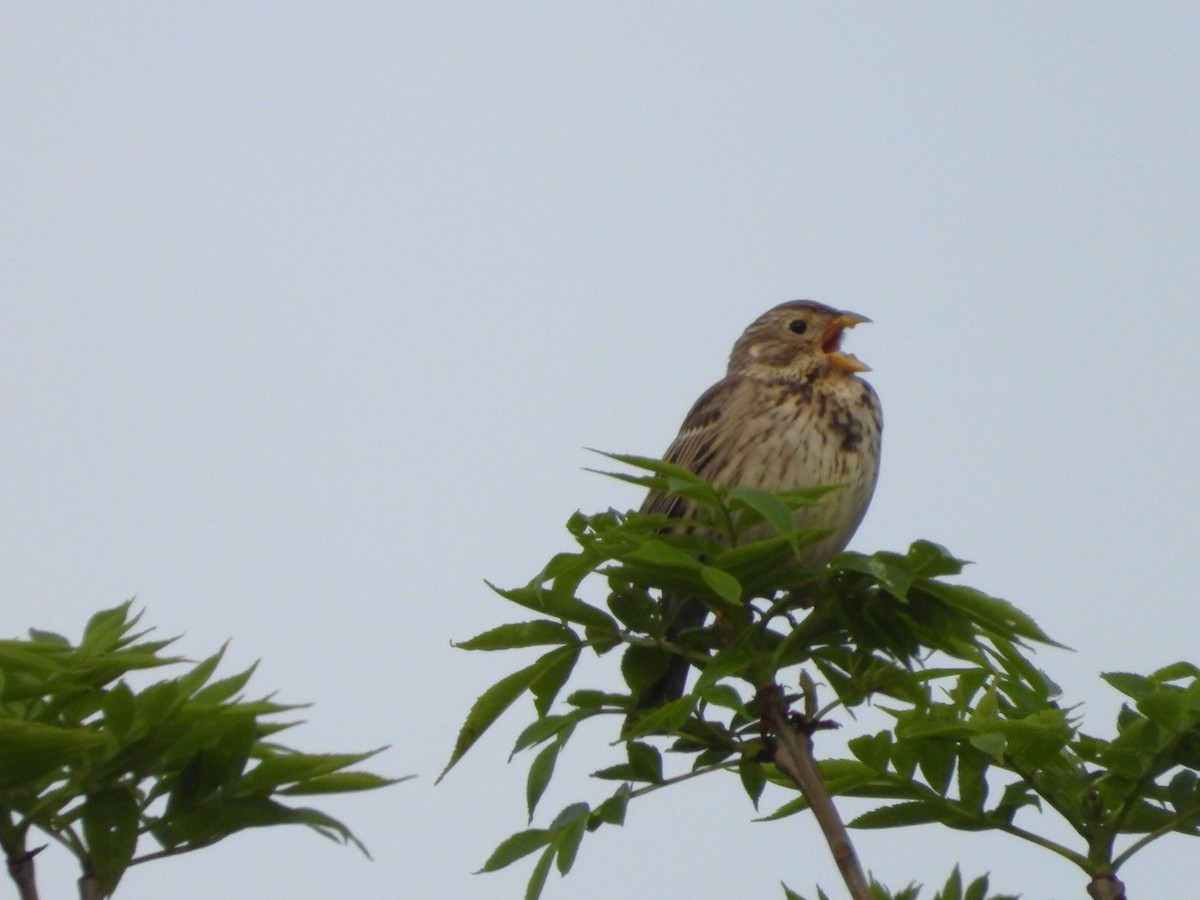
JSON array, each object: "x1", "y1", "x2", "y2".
[
  {"x1": 627, "y1": 762, "x2": 737, "y2": 801},
  {"x1": 614, "y1": 631, "x2": 710, "y2": 666},
  {"x1": 77, "y1": 875, "x2": 102, "y2": 900},
  {"x1": 762, "y1": 684, "x2": 872, "y2": 900},
  {"x1": 991, "y1": 819, "x2": 1092, "y2": 869},
  {"x1": 6, "y1": 846, "x2": 45, "y2": 900},
  {"x1": 1111, "y1": 804, "x2": 1200, "y2": 870}
]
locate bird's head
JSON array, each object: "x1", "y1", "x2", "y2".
[{"x1": 727, "y1": 300, "x2": 872, "y2": 381}]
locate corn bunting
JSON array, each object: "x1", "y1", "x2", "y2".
[{"x1": 635, "y1": 300, "x2": 882, "y2": 710}]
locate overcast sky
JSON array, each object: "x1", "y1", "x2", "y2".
[{"x1": 2, "y1": 5, "x2": 1198, "y2": 899}]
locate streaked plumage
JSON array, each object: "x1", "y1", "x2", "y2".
[{"x1": 635, "y1": 300, "x2": 882, "y2": 709}]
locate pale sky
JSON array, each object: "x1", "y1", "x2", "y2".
[{"x1": 2, "y1": 5, "x2": 1198, "y2": 899}]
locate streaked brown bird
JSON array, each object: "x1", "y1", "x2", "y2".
[{"x1": 635, "y1": 299, "x2": 882, "y2": 709}]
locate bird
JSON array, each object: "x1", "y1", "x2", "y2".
[{"x1": 633, "y1": 299, "x2": 882, "y2": 711}]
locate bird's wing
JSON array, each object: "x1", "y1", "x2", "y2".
[{"x1": 640, "y1": 375, "x2": 758, "y2": 517}]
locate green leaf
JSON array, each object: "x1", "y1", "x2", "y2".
[
  {"x1": 627, "y1": 741, "x2": 664, "y2": 784},
  {"x1": 440, "y1": 649, "x2": 578, "y2": 782},
  {"x1": 103, "y1": 681, "x2": 136, "y2": 740},
  {"x1": 279, "y1": 772, "x2": 407, "y2": 795},
  {"x1": 168, "y1": 718, "x2": 259, "y2": 813},
  {"x1": 849, "y1": 732, "x2": 892, "y2": 774},
  {"x1": 621, "y1": 645, "x2": 672, "y2": 692},
  {"x1": 627, "y1": 539, "x2": 705, "y2": 570},
  {"x1": 28, "y1": 629, "x2": 71, "y2": 647},
  {"x1": 238, "y1": 747, "x2": 385, "y2": 796},
  {"x1": 850, "y1": 801, "x2": 947, "y2": 828},
  {"x1": 191, "y1": 662, "x2": 260, "y2": 706},
  {"x1": 623, "y1": 696, "x2": 694, "y2": 738},
  {"x1": 526, "y1": 728, "x2": 573, "y2": 820},
  {"x1": 457, "y1": 621, "x2": 580, "y2": 651},
  {"x1": 918, "y1": 740, "x2": 957, "y2": 796},
  {"x1": 1151, "y1": 661, "x2": 1200, "y2": 682},
  {"x1": 758, "y1": 794, "x2": 810, "y2": 822},
  {"x1": 739, "y1": 760, "x2": 766, "y2": 810},
  {"x1": 956, "y1": 748, "x2": 989, "y2": 810},
  {"x1": 1138, "y1": 690, "x2": 1184, "y2": 729},
  {"x1": 1168, "y1": 770, "x2": 1199, "y2": 813},
  {"x1": 590, "y1": 783, "x2": 631, "y2": 828},
  {"x1": 729, "y1": 486, "x2": 797, "y2": 534},
  {"x1": 487, "y1": 581, "x2": 616, "y2": 633},
  {"x1": 530, "y1": 647, "x2": 581, "y2": 716},
  {"x1": 554, "y1": 812, "x2": 588, "y2": 875},
  {"x1": 0, "y1": 720, "x2": 105, "y2": 789},
  {"x1": 608, "y1": 587, "x2": 659, "y2": 632},
  {"x1": 525, "y1": 845, "x2": 555, "y2": 900},
  {"x1": 700, "y1": 566, "x2": 743, "y2": 605},
  {"x1": 692, "y1": 645, "x2": 760, "y2": 693},
  {"x1": 700, "y1": 684, "x2": 750, "y2": 717},
  {"x1": 477, "y1": 829, "x2": 553, "y2": 873},
  {"x1": 918, "y1": 581, "x2": 1060, "y2": 646},
  {"x1": 969, "y1": 733, "x2": 1007, "y2": 757},
  {"x1": 83, "y1": 788, "x2": 139, "y2": 896},
  {"x1": 82, "y1": 601, "x2": 135, "y2": 649},
  {"x1": 936, "y1": 865, "x2": 963, "y2": 900},
  {"x1": 513, "y1": 715, "x2": 578, "y2": 754}
]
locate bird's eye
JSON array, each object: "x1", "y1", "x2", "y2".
[{"x1": 789, "y1": 319, "x2": 808, "y2": 334}]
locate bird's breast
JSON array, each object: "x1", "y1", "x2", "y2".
[{"x1": 726, "y1": 377, "x2": 881, "y2": 565}]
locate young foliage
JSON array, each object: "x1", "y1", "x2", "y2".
[
  {"x1": 448, "y1": 455, "x2": 1200, "y2": 899},
  {"x1": 0, "y1": 602, "x2": 405, "y2": 898}
]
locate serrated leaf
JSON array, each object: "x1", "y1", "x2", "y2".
[
  {"x1": 278, "y1": 772, "x2": 408, "y2": 795},
  {"x1": 918, "y1": 581, "x2": 1061, "y2": 647},
  {"x1": 512, "y1": 716, "x2": 576, "y2": 755},
  {"x1": 627, "y1": 741, "x2": 663, "y2": 784},
  {"x1": 591, "y1": 783, "x2": 631, "y2": 828},
  {"x1": 849, "y1": 732, "x2": 892, "y2": 773},
  {"x1": 739, "y1": 760, "x2": 766, "y2": 810},
  {"x1": 103, "y1": 681, "x2": 136, "y2": 740},
  {"x1": 700, "y1": 684, "x2": 750, "y2": 717},
  {"x1": 527, "y1": 741, "x2": 561, "y2": 822},
  {"x1": 0, "y1": 720, "x2": 105, "y2": 789},
  {"x1": 621, "y1": 644, "x2": 672, "y2": 692},
  {"x1": 525, "y1": 845, "x2": 555, "y2": 900},
  {"x1": 608, "y1": 588, "x2": 659, "y2": 632},
  {"x1": 457, "y1": 621, "x2": 580, "y2": 651},
  {"x1": 700, "y1": 566, "x2": 743, "y2": 605},
  {"x1": 440, "y1": 649, "x2": 577, "y2": 782},
  {"x1": 918, "y1": 740, "x2": 957, "y2": 796},
  {"x1": 969, "y1": 732, "x2": 1007, "y2": 757},
  {"x1": 531, "y1": 646, "x2": 580, "y2": 716},
  {"x1": 850, "y1": 801, "x2": 946, "y2": 828},
  {"x1": 487, "y1": 581, "x2": 616, "y2": 633},
  {"x1": 623, "y1": 696, "x2": 694, "y2": 738},
  {"x1": 554, "y1": 813, "x2": 587, "y2": 875},
  {"x1": 730, "y1": 486, "x2": 797, "y2": 534},
  {"x1": 477, "y1": 829, "x2": 552, "y2": 873},
  {"x1": 936, "y1": 865, "x2": 963, "y2": 900},
  {"x1": 83, "y1": 788, "x2": 139, "y2": 895},
  {"x1": 1151, "y1": 661, "x2": 1200, "y2": 682},
  {"x1": 758, "y1": 794, "x2": 810, "y2": 821}
]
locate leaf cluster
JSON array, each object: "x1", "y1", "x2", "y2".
[
  {"x1": 0, "y1": 602, "x2": 403, "y2": 897},
  {"x1": 446, "y1": 454, "x2": 1200, "y2": 898}
]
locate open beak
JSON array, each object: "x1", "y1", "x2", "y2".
[{"x1": 821, "y1": 312, "x2": 872, "y2": 373}]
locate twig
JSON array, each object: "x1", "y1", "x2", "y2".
[
  {"x1": 1086, "y1": 873, "x2": 1126, "y2": 900},
  {"x1": 6, "y1": 846, "x2": 45, "y2": 900},
  {"x1": 762, "y1": 684, "x2": 872, "y2": 900},
  {"x1": 77, "y1": 875, "x2": 103, "y2": 900}
]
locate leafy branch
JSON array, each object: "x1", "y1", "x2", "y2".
[
  {"x1": 0, "y1": 602, "x2": 406, "y2": 898},
  {"x1": 444, "y1": 455, "x2": 1200, "y2": 898}
]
